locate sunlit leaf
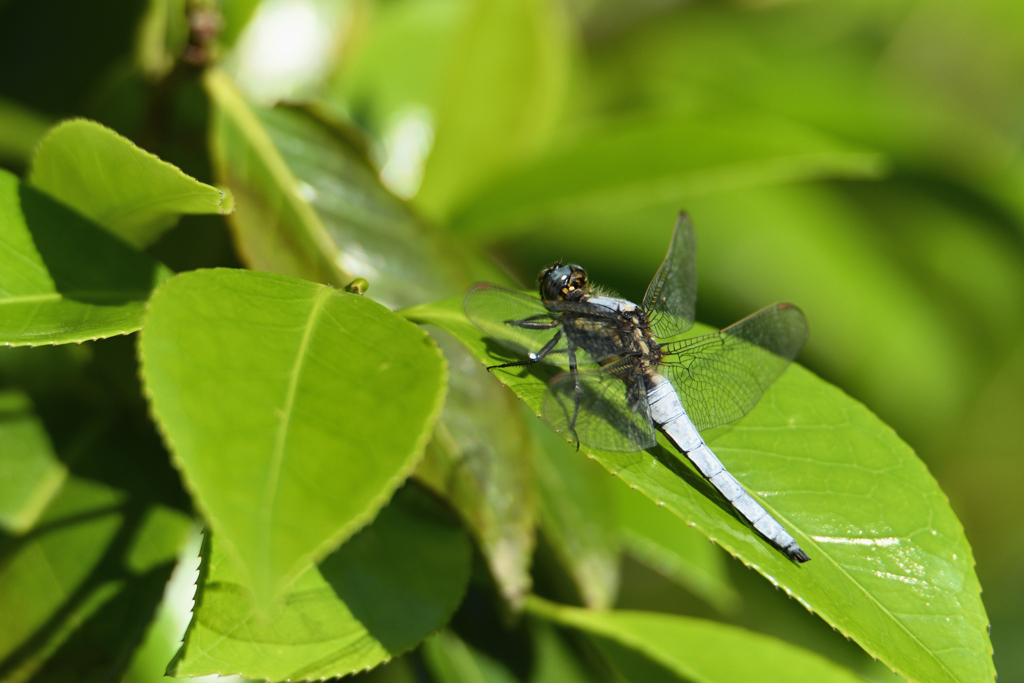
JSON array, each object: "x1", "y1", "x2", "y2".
[
  {"x1": 527, "y1": 597, "x2": 868, "y2": 683},
  {"x1": 0, "y1": 170, "x2": 171, "y2": 347},
  {"x1": 404, "y1": 295, "x2": 994, "y2": 683},
  {"x1": 28, "y1": 119, "x2": 233, "y2": 248},
  {"x1": 0, "y1": 389, "x2": 66, "y2": 534},
  {"x1": 140, "y1": 268, "x2": 447, "y2": 605},
  {"x1": 169, "y1": 484, "x2": 471, "y2": 681}
]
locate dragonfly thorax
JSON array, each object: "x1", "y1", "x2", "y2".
[{"x1": 539, "y1": 263, "x2": 588, "y2": 302}]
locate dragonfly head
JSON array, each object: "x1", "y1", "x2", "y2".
[{"x1": 539, "y1": 262, "x2": 588, "y2": 301}]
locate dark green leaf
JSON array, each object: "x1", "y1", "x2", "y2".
[
  {"x1": 421, "y1": 630, "x2": 519, "y2": 683},
  {"x1": 615, "y1": 482, "x2": 739, "y2": 614},
  {"x1": 0, "y1": 389, "x2": 66, "y2": 534},
  {"x1": 0, "y1": 475, "x2": 191, "y2": 682},
  {"x1": 0, "y1": 98, "x2": 51, "y2": 165},
  {"x1": 134, "y1": 0, "x2": 188, "y2": 80},
  {"x1": 531, "y1": 418, "x2": 620, "y2": 609},
  {"x1": 140, "y1": 268, "x2": 447, "y2": 605},
  {"x1": 169, "y1": 484, "x2": 471, "y2": 681},
  {"x1": 416, "y1": 328, "x2": 537, "y2": 608}
]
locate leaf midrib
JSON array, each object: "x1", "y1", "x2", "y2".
[{"x1": 258, "y1": 286, "x2": 333, "y2": 594}]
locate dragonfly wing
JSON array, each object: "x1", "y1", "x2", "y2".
[
  {"x1": 542, "y1": 361, "x2": 657, "y2": 452},
  {"x1": 659, "y1": 303, "x2": 808, "y2": 432},
  {"x1": 464, "y1": 283, "x2": 569, "y2": 366},
  {"x1": 643, "y1": 212, "x2": 697, "y2": 339}
]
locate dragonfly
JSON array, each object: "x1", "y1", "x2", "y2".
[{"x1": 463, "y1": 213, "x2": 810, "y2": 562}]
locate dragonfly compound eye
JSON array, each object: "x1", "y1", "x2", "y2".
[{"x1": 540, "y1": 264, "x2": 572, "y2": 300}]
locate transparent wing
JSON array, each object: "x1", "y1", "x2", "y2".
[
  {"x1": 542, "y1": 360, "x2": 656, "y2": 452},
  {"x1": 464, "y1": 282, "x2": 569, "y2": 366},
  {"x1": 658, "y1": 303, "x2": 808, "y2": 432},
  {"x1": 643, "y1": 212, "x2": 697, "y2": 339}
]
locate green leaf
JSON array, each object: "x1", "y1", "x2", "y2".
[
  {"x1": 324, "y1": 0, "x2": 469, "y2": 137},
  {"x1": 416, "y1": 328, "x2": 537, "y2": 608},
  {"x1": 0, "y1": 170, "x2": 172, "y2": 347},
  {"x1": 253, "y1": 104, "x2": 475, "y2": 308},
  {"x1": 527, "y1": 597, "x2": 868, "y2": 683},
  {"x1": 0, "y1": 389, "x2": 66, "y2": 534},
  {"x1": 207, "y1": 68, "x2": 475, "y2": 308},
  {"x1": 205, "y1": 69, "x2": 536, "y2": 607},
  {"x1": 139, "y1": 268, "x2": 448, "y2": 605},
  {"x1": 205, "y1": 68, "x2": 351, "y2": 287},
  {"x1": 0, "y1": 475, "x2": 191, "y2": 682},
  {"x1": 414, "y1": 0, "x2": 572, "y2": 221},
  {"x1": 28, "y1": 119, "x2": 233, "y2": 248},
  {"x1": 134, "y1": 0, "x2": 188, "y2": 79},
  {"x1": 0, "y1": 98, "x2": 51, "y2": 165},
  {"x1": 168, "y1": 484, "x2": 471, "y2": 681},
  {"x1": 615, "y1": 482, "x2": 740, "y2": 615},
  {"x1": 530, "y1": 417, "x2": 620, "y2": 609},
  {"x1": 450, "y1": 112, "x2": 886, "y2": 241},
  {"x1": 404, "y1": 295, "x2": 994, "y2": 683},
  {"x1": 421, "y1": 630, "x2": 519, "y2": 683}
]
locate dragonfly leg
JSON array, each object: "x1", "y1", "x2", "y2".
[
  {"x1": 567, "y1": 341, "x2": 582, "y2": 450},
  {"x1": 487, "y1": 329, "x2": 563, "y2": 370}
]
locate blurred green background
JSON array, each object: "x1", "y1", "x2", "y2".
[{"x1": 1, "y1": 0, "x2": 1021, "y2": 679}]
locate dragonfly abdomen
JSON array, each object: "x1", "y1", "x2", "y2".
[{"x1": 646, "y1": 375, "x2": 810, "y2": 563}]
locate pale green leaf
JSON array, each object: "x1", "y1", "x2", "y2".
[
  {"x1": 139, "y1": 268, "x2": 448, "y2": 605},
  {"x1": 0, "y1": 389, "x2": 66, "y2": 534},
  {"x1": 28, "y1": 119, "x2": 233, "y2": 248},
  {"x1": 0, "y1": 170, "x2": 172, "y2": 347},
  {"x1": 169, "y1": 484, "x2": 471, "y2": 681},
  {"x1": 404, "y1": 295, "x2": 993, "y2": 683},
  {"x1": 527, "y1": 597, "x2": 867, "y2": 683}
]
